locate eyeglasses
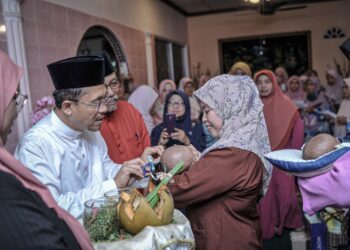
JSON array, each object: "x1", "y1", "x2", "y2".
[
  {"x1": 72, "y1": 97, "x2": 108, "y2": 112},
  {"x1": 106, "y1": 79, "x2": 121, "y2": 89},
  {"x1": 14, "y1": 90, "x2": 28, "y2": 112},
  {"x1": 168, "y1": 101, "x2": 185, "y2": 107}
]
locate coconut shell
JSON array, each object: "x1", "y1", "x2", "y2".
[{"x1": 119, "y1": 188, "x2": 174, "y2": 235}]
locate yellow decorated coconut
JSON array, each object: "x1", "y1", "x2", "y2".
[
  {"x1": 119, "y1": 161, "x2": 184, "y2": 235},
  {"x1": 119, "y1": 186, "x2": 174, "y2": 235}
]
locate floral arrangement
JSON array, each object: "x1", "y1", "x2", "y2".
[{"x1": 32, "y1": 96, "x2": 55, "y2": 125}]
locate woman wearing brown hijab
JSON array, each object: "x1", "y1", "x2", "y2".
[
  {"x1": 0, "y1": 50, "x2": 93, "y2": 250},
  {"x1": 254, "y1": 69, "x2": 304, "y2": 240}
]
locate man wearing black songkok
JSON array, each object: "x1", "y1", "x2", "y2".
[{"x1": 15, "y1": 55, "x2": 162, "y2": 219}]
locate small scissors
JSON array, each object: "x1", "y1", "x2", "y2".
[{"x1": 142, "y1": 155, "x2": 166, "y2": 180}]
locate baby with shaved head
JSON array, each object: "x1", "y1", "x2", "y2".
[
  {"x1": 161, "y1": 145, "x2": 196, "y2": 172},
  {"x1": 302, "y1": 133, "x2": 340, "y2": 160}
]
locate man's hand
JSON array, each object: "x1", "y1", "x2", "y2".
[
  {"x1": 141, "y1": 145, "x2": 165, "y2": 163},
  {"x1": 114, "y1": 158, "x2": 145, "y2": 188}
]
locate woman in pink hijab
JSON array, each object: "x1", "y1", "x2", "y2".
[
  {"x1": 254, "y1": 69, "x2": 304, "y2": 240},
  {"x1": 0, "y1": 50, "x2": 93, "y2": 249},
  {"x1": 334, "y1": 78, "x2": 350, "y2": 138},
  {"x1": 274, "y1": 66, "x2": 289, "y2": 92},
  {"x1": 325, "y1": 68, "x2": 344, "y2": 112},
  {"x1": 178, "y1": 77, "x2": 201, "y2": 121},
  {"x1": 152, "y1": 79, "x2": 177, "y2": 126},
  {"x1": 286, "y1": 75, "x2": 305, "y2": 101}
]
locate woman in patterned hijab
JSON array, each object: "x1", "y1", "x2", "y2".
[
  {"x1": 168, "y1": 74, "x2": 272, "y2": 249},
  {"x1": 197, "y1": 74, "x2": 272, "y2": 194}
]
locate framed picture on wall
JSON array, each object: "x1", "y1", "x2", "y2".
[{"x1": 219, "y1": 31, "x2": 311, "y2": 76}]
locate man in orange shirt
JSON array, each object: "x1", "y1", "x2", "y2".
[{"x1": 99, "y1": 51, "x2": 151, "y2": 163}]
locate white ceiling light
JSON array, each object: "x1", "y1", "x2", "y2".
[
  {"x1": 245, "y1": 0, "x2": 260, "y2": 4},
  {"x1": 0, "y1": 25, "x2": 6, "y2": 33}
]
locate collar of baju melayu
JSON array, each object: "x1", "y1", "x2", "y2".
[{"x1": 50, "y1": 109, "x2": 83, "y2": 140}]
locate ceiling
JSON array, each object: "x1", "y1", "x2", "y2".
[{"x1": 159, "y1": 0, "x2": 341, "y2": 16}]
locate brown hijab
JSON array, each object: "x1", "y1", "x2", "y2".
[
  {"x1": 0, "y1": 50, "x2": 93, "y2": 250},
  {"x1": 254, "y1": 69, "x2": 299, "y2": 150}
]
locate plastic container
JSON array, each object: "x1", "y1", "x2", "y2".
[
  {"x1": 104, "y1": 187, "x2": 132, "y2": 202},
  {"x1": 83, "y1": 197, "x2": 118, "y2": 242}
]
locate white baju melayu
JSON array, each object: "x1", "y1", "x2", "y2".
[{"x1": 15, "y1": 111, "x2": 121, "y2": 219}]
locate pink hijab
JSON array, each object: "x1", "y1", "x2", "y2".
[
  {"x1": 0, "y1": 50, "x2": 93, "y2": 250},
  {"x1": 274, "y1": 66, "x2": 289, "y2": 92},
  {"x1": 178, "y1": 77, "x2": 193, "y2": 92},
  {"x1": 158, "y1": 79, "x2": 176, "y2": 102},
  {"x1": 0, "y1": 51, "x2": 22, "y2": 131},
  {"x1": 286, "y1": 75, "x2": 305, "y2": 101},
  {"x1": 325, "y1": 68, "x2": 343, "y2": 104},
  {"x1": 128, "y1": 85, "x2": 159, "y2": 134},
  {"x1": 334, "y1": 78, "x2": 350, "y2": 137}
]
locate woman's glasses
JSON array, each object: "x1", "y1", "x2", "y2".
[
  {"x1": 14, "y1": 90, "x2": 28, "y2": 112},
  {"x1": 168, "y1": 101, "x2": 185, "y2": 108}
]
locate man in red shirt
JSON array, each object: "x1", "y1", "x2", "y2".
[{"x1": 99, "y1": 52, "x2": 151, "y2": 163}]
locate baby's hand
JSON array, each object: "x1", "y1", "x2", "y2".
[{"x1": 156, "y1": 172, "x2": 175, "y2": 183}]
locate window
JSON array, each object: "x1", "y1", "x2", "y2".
[
  {"x1": 155, "y1": 38, "x2": 188, "y2": 87},
  {"x1": 219, "y1": 31, "x2": 311, "y2": 76}
]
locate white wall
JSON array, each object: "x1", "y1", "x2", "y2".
[{"x1": 44, "y1": 0, "x2": 188, "y2": 44}]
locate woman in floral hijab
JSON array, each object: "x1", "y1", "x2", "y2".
[{"x1": 168, "y1": 74, "x2": 272, "y2": 249}]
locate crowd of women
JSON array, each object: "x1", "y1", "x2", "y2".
[
  {"x1": 2, "y1": 46, "x2": 350, "y2": 249},
  {"x1": 129, "y1": 62, "x2": 349, "y2": 154}
]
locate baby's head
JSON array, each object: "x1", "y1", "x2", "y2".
[
  {"x1": 161, "y1": 145, "x2": 194, "y2": 172},
  {"x1": 302, "y1": 133, "x2": 340, "y2": 160}
]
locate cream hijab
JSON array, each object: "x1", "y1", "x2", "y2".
[
  {"x1": 128, "y1": 85, "x2": 159, "y2": 134},
  {"x1": 325, "y1": 69, "x2": 343, "y2": 104},
  {"x1": 334, "y1": 78, "x2": 350, "y2": 137},
  {"x1": 194, "y1": 74, "x2": 272, "y2": 195},
  {"x1": 0, "y1": 50, "x2": 93, "y2": 250}
]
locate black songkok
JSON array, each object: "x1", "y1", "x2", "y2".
[
  {"x1": 47, "y1": 55, "x2": 105, "y2": 90},
  {"x1": 96, "y1": 51, "x2": 114, "y2": 76}
]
